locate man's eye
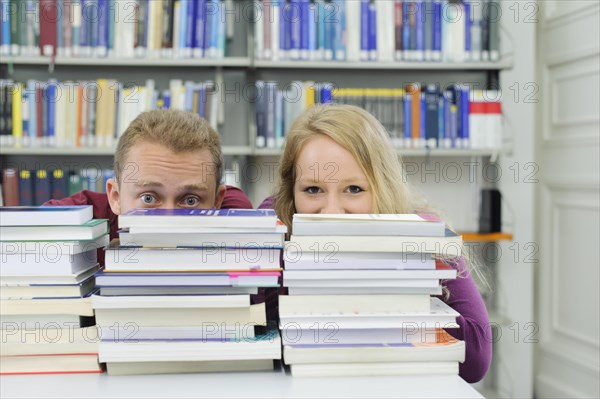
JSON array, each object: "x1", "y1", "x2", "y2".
[
  {"x1": 141, "y1": 194, "x2": 155, "y2": 204},
  {"x1": 305, "y1": 186, "x2": 321, "y2": 194},
  {"x1": 183, "y1": 197, "x2": 200, "y2": 207},
  {"x1": 347, "y1": 185, "x2": 364, "y2": 194}
]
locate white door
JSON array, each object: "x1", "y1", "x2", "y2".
[{"x1": 536, "y1": 1, "x2": 600, "y2": 397}]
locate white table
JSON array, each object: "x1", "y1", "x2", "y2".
[{"x1": 1, "y1": 367, "x2": 483, "y2": 398}]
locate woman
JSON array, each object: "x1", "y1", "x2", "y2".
[{"x1": 259, "y1": 104, "x2": 492, "y2": 383}]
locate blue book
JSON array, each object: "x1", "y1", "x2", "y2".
[
  {"x1": 367, "y1": 1, "x2": 376, "y2": 60},
  {"x1": 432, "y1": 0, "x2": 442, "y2": 60},
  {"x1": 186, "y1": 0, "x2": 196, "y2": 55},
  {"x1": 97, "y1": 0, "x2": 108, "y2": 54},
  {"x1": 184, "y1": 81, "x2": 194, "y2": 112},
  {"x1": 197, "y1": 83, "x2": 206, "y2": 117},
  {"x1": 163, "y1": 90, "x2": 171, "y2": 109},
  {"x1": 464, "y1": 0, "x2": 471, "y2": 58},
  {"x1": 119, "y1": 208, "x2": 278, "y2": 229},
  {"x1": 290, "y1": 0, "x2": 301, "y2": 59},
  {"x1": 89, "y1": 0, "x2": 99, "y2": 51},
  {"x1": 323, "y1": 0, "x2": 333, "y2": 60},
  {"x1": 443, "y1": 89, "x2": 452, "y2": 147},
  {"x1": 178, "y1": 0, "x2": 188, "y2": 56},
  {"x1": 18, "y1": 170, "x2": 35, "y2": 206},
  {"x1": 307, "y1": 0, "x2": 316, "y2": 59},
  {"x1": 107, "y1": 0, "x2": 115, "y2": 54},
  {"x1": 50, "y1": 169, "x2": 69, "y2": 201},
  {"x1": 275, "y1": 89, "x2": 283, "y2": 147},
  {"x1": 420, "y1": 92, "x2": 426, "y2": 144},
  {"x1": 0, "y1": 0, "x2": 9, "y2": 53},
  {"x1": 437, "y1": 96, "x2": 444, "y2": 144},
  {"x1": 46, "y1": 80, "x2": 57, "y2": 142},
  {"x1": 194, "y1": 0, "x2": 206, "y2": 56},
  {"x1": 359, "y1": 0, "x2": 369, "y2": 60},
  {"x1": 34, "y1": 169, "x2": 51, "y2": 205},
  {"x1": 321, "y1": 83, "x2": 332, "y2": 103},
  {"x1": 316, "y1": 0, "x2": 325, "y2": 59},
  {"x1": 27, "y1": 80, "x2": 37, "y2": 140},
  {"x1": 460, "y1": 85, "x2": 470, "y2": 147},
  {"x1": 299, "y1": 0, "x2": 309, "y2": 60},
  {"x1": 333, "y1": 0, "x2": 345, "y2": 60},
  {"x1": 80, "y1": 0, "x2": 89, "y2": 49},
  {"x1": 404, "y1": 93, "x2": 412, "y2": 145},
  {"x1": 415, "y1": 0, "x2": 424, "y2": 61},
  {"x1": 209, "y1": 0, "x2": 220, "y2": 58},
  {"x1": 424, "y1": 83, "x2": 440, "y2": 148}
]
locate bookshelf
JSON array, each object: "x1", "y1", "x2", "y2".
[{"x1": 0, "y1": 1, "x2": 532, "y2": 395}]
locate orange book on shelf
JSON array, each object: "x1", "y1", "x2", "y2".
[{"x1": 76, "y1": 84, "x2": 83, "y2": 147}]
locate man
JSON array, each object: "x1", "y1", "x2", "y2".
[{"x1": 45, "y1": 109, "x2": 252, "y2": 245}]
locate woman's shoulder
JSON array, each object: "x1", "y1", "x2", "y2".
[{"x1": 257, "y1": 196, "x2": 275, "y2": 209}]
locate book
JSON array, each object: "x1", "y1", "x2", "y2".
[
  {"x1": 97, "y1": 286, "x2": 259, "y2": 296},
  {"x1": 118, "y1": 229, "x2": 286, "y2": 248},
  {"x1": 283, "y1": 260, "x2": 457, "y2": 282},
  {"x1": 283, "y1": 330, "x2": 465, "y2": 364},
  {"x1": 289, "y1": 361, "x2": 458, "y2": 377},
  {"x1": 98, "y1": 329, "x2": 281, "y2": 362},
  {"x1": 0, "y1": 219, "x2": 108, "y2": 241},
  {"x1": 291, "y1": 213, "x2": 446, "y2": 237},
  {"x1": 279, "y1": 297, "x2": 460, "y2": 329},
  {"x1": 93, "y1": 301, "x2": 266, "y2": 327},
  {"x1": 105, "y1": 359, "x2": 275, "y2": 376},
  {"x1": 95, "y1": 270, "x2": 279, "y2": 288},
  {"x1": 287, "y1": 228, "x2": 463, "y2": 257},
  {"x1": 1, "y1": 326, "x2": 99, "y2": 355},
  {"x1": 0, "y1": 275, "x2": 96, "y2": 299},
  {"x1": 0, "y1": 297, "x2": 94, "y2": 317},
  {"x1": 0, "y1": 353, "x2": 102, "y2": 375},
  {"x1": 281, "y1": 327, "x2": 450, "y2": 346},
  {"x1": 1, "y1": 249, "x2": 98, "y2": 276},
  {"x1": 92, "y1": 293, "x2": 251, "y2": 309},
  {"x1": 118, "y1": 208, "x2": 278, "y2": 229},
  {"x1": 283, "y1": 251, "x2": 435, "y2": 271},
  {"x1": 279, "y1": 294, "x2": 431, "y2": 315},
  {"x1": 99, "y1": 324, "x2": 256, "y2": 342},
  {"x1": 283, "y1": 277, "x2": 440, "y2": 289},
  {"x1": 285, "y1": 286, "x2": 443, "y2": 296},
  {"x1": 0, "y1": 264, "x2": 98, "y2": 285},
  {"x1": 104, "y1": 243, "x2": 282, "y2": 272}
]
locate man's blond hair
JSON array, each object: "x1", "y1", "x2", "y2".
[{"x1": 114, "y1": 109, "x2": 223, "y2": 188}]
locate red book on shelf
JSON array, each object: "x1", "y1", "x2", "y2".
[
  {"x1": 2, "y1": 168, "x2": 19, "y2": 206},
  {"x1": 39, "y1": 0, "x2": 58, "y2": 56}
]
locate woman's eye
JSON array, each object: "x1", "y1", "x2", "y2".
[
  {"x1": 305, "y1": 186, "x2": 321, "y2": 194},
  {"x1": 347, "y1": 185, "x2": 364, "y2": 194},
  {"x1": 141, "y1": 194, "x2": 155, "y2": 204}
]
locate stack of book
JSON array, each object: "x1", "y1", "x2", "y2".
[
  {"x1": 0, "y1": 205, "x2": 109, "y2": 374},
  {"x1": 280, "y1": 213, "x2": 465, "y2": 377},
  {"x1": 93, "y1": 209, "x2": 286, "y2": 375}
]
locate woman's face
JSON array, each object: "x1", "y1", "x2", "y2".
[{"x1": 293, "y1": 134, "x2": 374, "y2": 214}]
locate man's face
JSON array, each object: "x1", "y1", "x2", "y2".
[{"x1": 107, "y1": 141, "x2": 225, "y2": 215}]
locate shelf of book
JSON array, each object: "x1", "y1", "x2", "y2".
[
  {"x1": 0, "y1": 146, "x2": 253, "y2": 157},
  {"x1": 253, "y1": 59, "x2": 513, "y2": 71},
  {"x1": 460, "y1": 232, "x2": 513, "y2": 242},
  {"x1": 254, "y1": 148, "x2": 506, "y2": 158},
  {"x1": 0, "y1": 57, "x2": 252, "y2": 68}
]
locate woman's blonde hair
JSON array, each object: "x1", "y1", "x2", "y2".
[
  {"x1": 274, "y1": 104, "x2": 488, "y2": 289},
  {"x1": 275, "y1": 104, "x2": 430, "y2": 230}
]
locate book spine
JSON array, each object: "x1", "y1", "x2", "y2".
[
  {"x1": 307, "y1": 0, "x2": 316, "y2": 60},
  {"x1": 299, "y1": 0, "x2": 308, "y2": 60},
  {"x1": 19, "y1": 169, "x2": 34, "y2": 206},
  {"x1": 185, "y1": 0, "x2": 195, "y2": 57},
  {"x1": 27, "y1": 80, "x2": 37, "y2": 143},
  {"x1": 464, "y1": 0, "x2": 471, "y2": 61},
  {"x1": 424, "y1": 83, "x2": 439, "y2": 148},
  {"x1": 272, "y1": 0, "x2": 280, "y2": 60},
  {"x1": 315, "y1": 0, "x2": 324, "y2": 60},
  {"x1": 10, "y1": 0, "x2": 21, "y2": 55},
  {"x1": 432, "y1": 0, "x2": 441, "y2": 61},
  {"x1": 480, "y1": 0, "x2": 489, "y2": 61},
  {"x1": 193, "y1": 0, "x2": 205, "y2": 57},
  {"x1": 35, "y1": 169, "x2": 51, "y2": 205},
  {"x1": 96, "y1": 0, "x2": 108, "y2": 56},
  {"x1": 402, "y1": 1, "x2": 410, "y2": 60},
  {"x1": 403, "y1": 91, "x2": 411, "y2": 147},
  {"x1": 265, "y1": 81, "x2": 277, "y2": 148},
  {"x1": 424, "y1": 0, "x2": 432, "y2": 61},
  {"x1": 489, "y1": 0, "x2": 499, "y2": 61},
  {"x1": 39, "y1": 0, "x2": 57, "y2": 56},
  {"x1": 255, "y1": 80, "x2": 266, "y2": 148},
  {"x1": 0, "y1": 0, "x2": 10, "y2": 55},
  {"x1": 367, "y1": 1, "x2": 376, "y2": 61},
  {"x1": 415, "y1": 0, "x2": 424, "y2": 61},
  {"x1": 11, "y1": 82, "x2": 22, "y2": 148},
  {"x1": 360, "y1": 0, "x2": 369, "y2": 61},
  {"x1": 275, "y1": 88, "x2": 283, "y2": 147}
]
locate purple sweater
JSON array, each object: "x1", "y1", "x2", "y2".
[{"x1": 257, "y1": 196, "x2": 492, "y2": 383}]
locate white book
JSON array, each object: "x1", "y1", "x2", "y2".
[
  {"x1": 283, "y1": 251, "x2": 435, "y2": 271},
  {"x1": 279, "y1": 294, "x2": 431, "y2": 315},
  {"x1": 119, "y1": 230, "x2": 284, "y2": 248},
  {"x1": 283, "y1": 267, "x2": 456, "y2": 282},
  {"x1": 283, "y1": 278, "x2": 440, "y2": 289},
  {"x1": 290, "y1": 361, "x2": 459, "y2": 377},
  {"x1": 1, "y1": 249, "x2": 98, "y2": 277},
  {"x1": 346, "y1": 0, "x2": 361, "y2": 62},
  {"x1": 99, "y1": 324, "x2": 256, "y2": 342},
  {"x1": 287, "y1": 229, "x2": 462, "y2": 257},
  {"x1": 91, "y1": 294, "x2": 251, "y2": 309},
  {"x1": 0, "y1": 205, "x2": 93, "y2": 226},
  {"x1": 0, "y1": 297, "x2": 94, "y2": 317},
  {"x1": 98, "y1": 286, "x2": 259, "y2": 296},
  {"x1": 99, "y1": 329, "x2": 281, "y2": 363},
  {"x1": 279, "y1": 297, "x2": 460, "y2": 329},
  {"x1": 281, "y1": 327, "x2": 448, "y2": 345},
  {"x1": 106, "y1": 359, "x2": 274, "y2": 376},
  {"x1": 1, "y1": 326, "x2": 99, "y2": 355},
  {"x1": 287, "y1": 286, "x2": 443, "y2": 295},
  {"x1": 292, "y1": 213, "x2": 445, "y2": 236},
  {"x1": 0, "y1": 220, "x2": 108, "y2": 242},
  {"x1": 0, "y1": 265, "x2": 98, "y2": 285}
]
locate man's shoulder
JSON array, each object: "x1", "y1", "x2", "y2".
[{"x1": 43, "y1": 190, "x2": 113, "y2": 219}]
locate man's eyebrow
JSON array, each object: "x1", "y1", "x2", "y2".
[
  {"x1": 179, "y1": 184, "x2": 209, "y2": 192},
  {"x1": 134, "y1": 180, "x2": 164, "y2": 188}
]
